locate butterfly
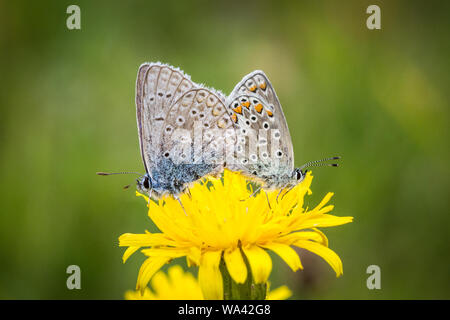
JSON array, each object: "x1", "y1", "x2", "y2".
[
  {"x1": 224, "y1": 70, "x2": 339, "y2": 197},
  {"x1": 98, "y1": 62, "x2": 236, "y2": 202},
  {"x1": 132, "y1": 62, "x2": 239, "y2": 200}
]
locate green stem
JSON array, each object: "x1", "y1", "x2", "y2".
[{"x1": 219, "y1": 244, "x2": 267, "y2": 300}]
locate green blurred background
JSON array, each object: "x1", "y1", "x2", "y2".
[{"x1": 0, "y1": 0, "x2": 449, "y2": 299}]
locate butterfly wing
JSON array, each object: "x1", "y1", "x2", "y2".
[
  {"x1": 135, "y1": 62, "x2": 198, "y2": 175},
  {"x1": 226, "y1": 71, "x2": 294, "y2": 182},
  {"x1": 159, "y1": 88, "x2": 235, "y2": 176}
]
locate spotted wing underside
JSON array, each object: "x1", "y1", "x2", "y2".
[
  {"x1": 135, "y1": 62, "x2": 198, "y2": 175},
  {"x1": 225, "y1": 71, "x2": 294, "y2": 179}
]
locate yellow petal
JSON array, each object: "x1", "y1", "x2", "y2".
[
  {"x1": 294, "y1": 240, "x2": 343, "y2": 277},
  {"x1": 291, "y1": 214, "x2": 353, "y2": 231},
  {"x1": 122, "y1": 246, "x2": 139, "y2": 263},
  {"x1": 266, "y1": 285, "x2": 292, "y2": 300},
  {"x1": 198, "y1": 251, "x2": 223, "y2": 300},
  {"x1": 242, "y1": 245, "x2": 272, "y2": 283},
  {"x1": 119, "y1": 232, "x2": 175, "y2": 247},
  {"x1": 261, "y1": 243, "x2": 303, "y2": 272},
  {"x1": 141, "y1": 247, "x2": 188, "y2": 258},
  {"x1": 136, "y1": 256, "x2": 170, "y2": 294},
  {"x1": 278, "y1": 230, "x2": 328, "y2": 246},
  {"x1": 315, "y1": 192, "x2": 334, "y2": 210},
  {"x1": 136, "y1": 191, "x2": 149, "y2": 202},
  {"x1": 150, "y1": 269, "x2": 171, "y2": 298},
  {"x1": 125, "y1": 288, "x2": 156, "y2": 300},
  {"x1": 224, "y1": 248, "x2": 248, "y2": 284}
]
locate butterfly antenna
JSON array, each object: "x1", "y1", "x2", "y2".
[
  {"x1": 96, "y1": 171, "x2": 143, "y2": 176},
  {"x1": 299, "y1": 156, "x2": 341, "y2": 170}
]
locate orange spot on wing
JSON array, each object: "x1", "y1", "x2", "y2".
[
  {"x1": 266, "y1": 110, "x2": 273, "y2": 117},
  {"x1": 249, "y1": 85, "x2": 257, "y2": 92},
  {"x1": 259, "y1": 82, "x2": 267, "y2": 90},
  {"x1": 242, "y1": 101, "x2": 250, "y2": 108},
  {"x1": 233, "y1": 105, "x2": 243, "y2": 114},
  {"x1": 254, "y1": 103, "x2": 263, "y2": 113},
  {"x1": 231, "y1": 114, "x2": 238, "y2": 123}
]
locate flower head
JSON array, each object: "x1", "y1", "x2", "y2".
[{"x1": 119, "y1": 169, "x2": 353, "y2": 299}]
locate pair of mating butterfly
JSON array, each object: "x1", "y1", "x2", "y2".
[{"x1": 98, "y1": 62, "x2": 339, "y2": 203}]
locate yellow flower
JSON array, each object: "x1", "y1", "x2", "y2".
[
  {"x1": 125, "y1": 265, "x2": 292, "y2": 300},
  {"x1": 125, "y1": 265, "x2": 204, "y2": 300},
  {"x1": 119, "y1": 169, "x2": 353, "y2": 299}
]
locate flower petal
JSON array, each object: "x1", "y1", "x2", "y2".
[
  {"x1": 198, "y1": 251, "x2": 223, "y2": 300},
  {"x1": 278, "y1": 230, "x2": 328, "y2": 246},
  {"x1": 261, "y1": 243, "x2": 303, "y2": 272},
  {"x1": 290, "y1": 214, "x2": 353, "y2": 231},
  {"x1": 242, "y1": 245, "x2": 272, "y2": 284},
  {"x1": 293, "y1": 240, "x2": 343, "y2": 277},
  {"x1": 141, "y1": 247, "x2": 189, "y2": 258},
  {"x1": 266, "y1": 285, "x2": 292, "y2": 300},
  {"x1": 122, "y1": 246, "x2": 139, "y2": 263},
  {"x1": 136, "y1": 256, "x2": 170, "y2": 294},
  {"x1": 119, "y1": 232, "x2": 175, "y2": 247},
  {"x1": 224, "y1": 248, "x2": 248, "y2": 284}
]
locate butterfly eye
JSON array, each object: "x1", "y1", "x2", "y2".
[{"x1": 143, "y1": 178, "x2": 150, "y2": 189}]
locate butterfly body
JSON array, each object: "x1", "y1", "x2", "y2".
[{"x1": 136, "y1": 160, "x2": 216, "y2": 197}]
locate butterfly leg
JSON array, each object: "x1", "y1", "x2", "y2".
[
  {"x1": 240, "y1": 185, "x2": 262, "y2": 201},
  {"x1": 175, "y1": 195, "x2": 188, "y2": 216},
  {"x1": 276, "y1": 188, "x2": 284, "y2": 203},
  {"x1": 264, "y1": 191, "x2": 272, "y2": 210},
  {"x1": 186, "y1": 187, "x2": 192, "y2": 199},
  {"x1": 281, "y1": 186, "x2": 295, "y2": 201}
]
